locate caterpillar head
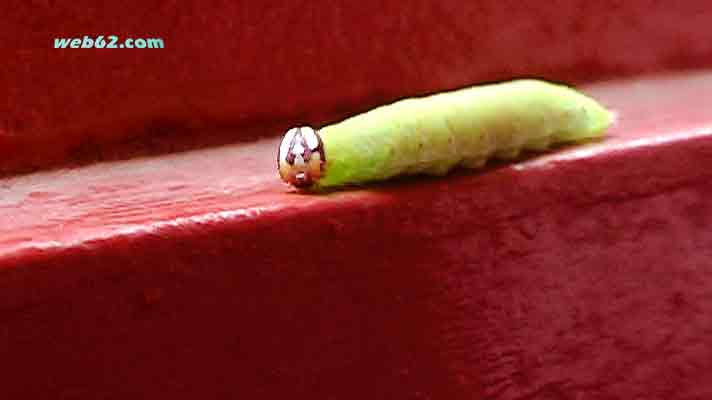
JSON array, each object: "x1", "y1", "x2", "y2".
[{"x1": 277, "y1": 126, "x2": 326, "y2": 188}]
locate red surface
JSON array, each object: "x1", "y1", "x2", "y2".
[
  {"x1": 1, "y1": 73, "x2": 712, "y2": 399},
  {"x1": 3, "y1": 0, "x2": 712, "y2": 175}
]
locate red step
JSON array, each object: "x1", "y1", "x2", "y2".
[{"x1": 1, "y1": 72, "x2": 711, "y2": 399}]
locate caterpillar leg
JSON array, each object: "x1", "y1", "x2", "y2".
[
  {"x1": 493, "y1": 148, "x2": 521, "y2": 160},
  {"x1": 425, "y1": 162, "x2": 456, "y2": 176},
  {"x1": 461, "y1": 156, "x2": 487, "y2": 169},
  {"x1": 523, "y1": 135, "x2": 552, "y2": 151}
]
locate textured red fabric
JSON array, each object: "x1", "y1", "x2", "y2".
[
  {"x1": 1, "y1": 74, "x2": 711, "y2": 399},
  {"x1": 3, "y1": 0, "x2": 712, "y2": 174}
]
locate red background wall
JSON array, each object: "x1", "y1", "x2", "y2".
[{"x1": 3, "y1": 0, "x2": 712, "y2": 174}]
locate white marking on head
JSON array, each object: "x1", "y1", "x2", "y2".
[
  {"x1": 279, "y1": 128, "x2": 298, "y2": 163},
  {"x1": 295, "y1": 154, "x2": 305, "y2": 166},
  {"x1": 301, "y1": 126, "x2": 319, "y2": 150},
  {"x1": 292, "y1": 142, "x2": 305, "y2": 155}
]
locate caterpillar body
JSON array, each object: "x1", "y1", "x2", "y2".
[{"x1": 278, "y1": 79, "x2": 613, "y2": 190}]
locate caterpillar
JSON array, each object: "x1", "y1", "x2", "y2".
[{"x1": 278, "y1": 79, "x2": 613, "y2": 190}]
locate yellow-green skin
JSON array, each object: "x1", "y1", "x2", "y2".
[{"x1": 316, "y1": 79, "x2": 613, "y2": 189}]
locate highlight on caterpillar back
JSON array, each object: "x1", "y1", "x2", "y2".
[{"x1": 277, "y1": 79, "x2": 614, "y2": 191}]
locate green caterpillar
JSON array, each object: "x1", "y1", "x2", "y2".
[{"x1": 278, "y1": 79, "x2": 613, "y2": 190}]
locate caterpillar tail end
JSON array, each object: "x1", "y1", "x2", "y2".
[{"x1": 277, "y1": 126, "x2": 326, "y2": 189}]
